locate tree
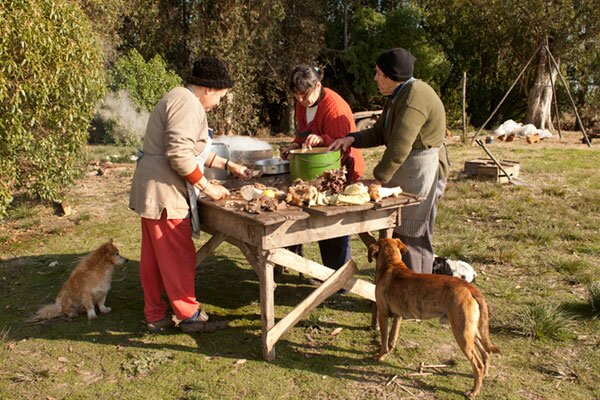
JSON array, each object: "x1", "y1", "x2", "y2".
[
  {"x1": 0, "y1": 0, "x2": 105, "y2": 215},
  {"x1": 423, "y1": 0, "x2": 600, "y2": 130},
  {"x1": 327, "y1": 4, "x2": 449, "y2": 110}
]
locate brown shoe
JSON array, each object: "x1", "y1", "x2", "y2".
[
  {"x1": 146, "y1": 315, "x2": 174, "y2": 333},
  {"x1": 180, "y1": 320, "x2": 228, "y2": 333}
]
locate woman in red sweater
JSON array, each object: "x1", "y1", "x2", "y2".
[
  {"x1": 280, "y1": 65, "x2": 366, "y2": 182},
  {"x1": 280, "y1": 64, "x2": 366, "y2": 276}
]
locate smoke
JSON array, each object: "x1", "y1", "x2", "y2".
[
  {"x1": 93, "y1": 90, "x2": 149, "y2": 145},
  {"x1": 213, "y1": 135, "x2": 272, "y2": 152}
]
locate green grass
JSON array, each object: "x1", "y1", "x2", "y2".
[
  {"x1": 515, "y1": 303, "x2": 572, "y2": 341},
  {"x1": 588, "y1": 282, "x2": 600, "y2": 318},
  {"x1": 1, "y1": 136, "x2": 600, "y2": 399}
]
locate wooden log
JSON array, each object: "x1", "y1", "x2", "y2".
[
  {"x1": 258, "y1": 252, "x2": 276, "y2": 361},
  {"x1": 266, "y1": 259, "x2": 358, "y2": 348},
  {"x1": 266, "y1": 248, "x2": 375, "y2": 301},
  {"x1": 195, "y1": 232, "x2": 226, "y2": 267}
]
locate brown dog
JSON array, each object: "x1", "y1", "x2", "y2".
[
  {"x1": 369, "y1": 238, "x2": 500, "y2": 398},
  {"x1": 29, "y1": 239, "x2": 127, "y2": 321}
]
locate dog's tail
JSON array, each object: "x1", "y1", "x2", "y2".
[
  {"x1": 27, "y1": 303, "x2": 62, "y2": 322},
  {"x1": 472, "y1": 290, "x2": 501, "y2": 354}
]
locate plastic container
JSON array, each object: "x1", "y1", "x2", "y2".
[{"x1": 289, "y1": 147, "x2": 341, "y2": 181}]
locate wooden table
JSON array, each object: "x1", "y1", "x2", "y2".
[{"x1": 195, "y1": 192, "x2": 421, "y2": 361}]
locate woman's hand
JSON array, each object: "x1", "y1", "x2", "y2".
[
  {"x1": 202, "y1": 182, "x2": 230, "y2": 201},
  {"x1": 328, "y1": 136, "x2": 355, "y2": 152},
  {"x1": 228, "y1": 162, "x2": 253, "y2": 180},
  {"x1": 279, "y1": 142, "x2": 300, "y2": 160},
  {"x1": 305, "y1": 134, "x2": 323, "y2": 148}
]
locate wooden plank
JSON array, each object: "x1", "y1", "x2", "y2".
[
  {"x1": 303, "y1": 203, "x2": 374, "y2": 216},
  {"x1": 266, "y1": 259, "x2": 358, "y2": 348},
  {"x1": 262, "y1": 209, "x2": 397, "y2": 249},
  {"x1": 195, "y1": 232, "x2": 226, "y2": 267},
  {"x1": 258, "y1": 252, "x2": 276, "y2": 361},
  {"x1": 267, "y1": 248, "x2": 375, "y2": 301},
  {"x1": 237, "y1": 242, "x2": 260, "y2": 275},
  {"x1": 373, "y1": 192, "x2": 422, "y2": 209},
  {"x1": 199, "y1": 198, "x2": 309, "y2": 226}
]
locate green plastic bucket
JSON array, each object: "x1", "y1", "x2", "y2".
[{"x1": 289, "y1": 147, "x2": 341, "y2": 181}]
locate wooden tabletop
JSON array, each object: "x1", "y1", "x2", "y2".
[{"x1": 198, "y1": 191, "x2": 422, "y2": 227}]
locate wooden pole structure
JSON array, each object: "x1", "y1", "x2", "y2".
[
  {"x1": 462, "y1": 71, "x2": 468, "y2": 144},
  {"x1": 545, "y1": 38, "x2": 562, "y2": 139},
  {"x1": 544, "y1": 45, "x2": 591, "y2": 147},
  {"x1": 470, "y1": 43, "x2": 544, "y2": 145}
]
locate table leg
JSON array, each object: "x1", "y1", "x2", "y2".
[
  {"x1": 195, "y1": 232, "x2": 227, "y2": 267},
  {"x1": 358, "y1": 232, "x2": 377, "y2": 247},
  {"x1": 258, "y1": 251, "x2": 276, "y2": 361},
  {"x1": 379, "y1": 228, "x2": 394, "y2": 239}
]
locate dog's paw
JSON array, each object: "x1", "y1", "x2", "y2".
[
  {"x1": 87, "y1": 311, "x2": 98, "y2": 319},
  {"x1": 373, "y1": 352, "x2": 388, "y2": 361},
  {"x1": 99, "y1": 306, "x2": 112, "y2": 314}
]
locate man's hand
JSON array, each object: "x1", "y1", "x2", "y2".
[
  {"x1": 328, "y1": 136, "x2": 355, "y2": 152},
  {"x1": 202, "y1": 182, "x2": 230, "y2": 201},
  {"x1": 279, "y1": 142, "x2": 300, "y2": 160},
  {"x1": 305, "y1": 134, "x2": 323, "y2": 148}
]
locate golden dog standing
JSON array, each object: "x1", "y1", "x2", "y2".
[{"x1": 129, "y1": 57, "x2": 251, "y2": 333}]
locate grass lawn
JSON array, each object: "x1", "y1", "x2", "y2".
[{"x1": 0, "y1": 131, "x2": 599, "y2": 399}]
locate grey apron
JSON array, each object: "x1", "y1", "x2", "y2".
[{"x1": 385, "y1": 147, "x2": 439, "y2": 237}]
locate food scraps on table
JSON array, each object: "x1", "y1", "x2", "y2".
[
  {"x1": 243, "y1": 195, "x2": 288, "y2": 214},
  {"x1": 232, "y1": 169, "x2": 403, "y2": 213},
  {"x1": 367, "y1": 184, "x2": 403, "y2": 202},
  {"x1": 316, "y1": 167, "x2": 347, "y2": 194}
]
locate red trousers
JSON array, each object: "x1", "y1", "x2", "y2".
[{"x1": 140, "y1": 213, "x2": 199, "y2": 322}]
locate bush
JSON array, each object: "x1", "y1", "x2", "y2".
[
  {"x1": 108, "y1": 49, "x2": 182, "y2": 111},
  {"x1": 0, "y1": 0, "x2": 106, "y2": 215}
]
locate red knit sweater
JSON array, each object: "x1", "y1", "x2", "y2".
[{"x1": 293, "y1": 88, "x2": 366, "y2": 182}]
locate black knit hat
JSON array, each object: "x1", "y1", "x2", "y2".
[
  {"x1": 376, "y1": 48, "x2": 416, "y2": 82},
  {"x1": 187, "y1": 57, "x2": 234, "y2": 88}
]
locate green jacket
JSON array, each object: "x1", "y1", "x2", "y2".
[{"x1": 352, "y1": 79, "x2": 448, "y2": 184}]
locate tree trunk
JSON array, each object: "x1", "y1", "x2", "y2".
[
  {"x1": 526, "y1": 50, "x2": 557, "y2": 130},
  {"x1": 343, "y1": 0, "x2": 349, "y2": 51},
  {"x1": 285, "y1": 93, "x2": 296, "y2": 135}
]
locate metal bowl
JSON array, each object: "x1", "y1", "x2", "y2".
[{"x1": 254, "y1": 158, "x2": 290, "y2": 175}]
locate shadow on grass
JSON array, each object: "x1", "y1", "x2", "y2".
[
  {"x1": 1, "y1": 251, "x2": 473, "y2": 397},
  {"x1": 561, "y1": 301, "x2": 598, "y2": 320}
]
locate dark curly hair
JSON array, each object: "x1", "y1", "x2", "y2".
[{"x1": 288, "y1": 64, "x2": 324, "y2": 93}]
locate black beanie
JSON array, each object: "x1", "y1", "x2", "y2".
[
  {"x1": 376, "y1": 48, "x2": 415, "y2": 82},
  {"x1": 188, "y1": 57, "x2": 234, "y2": 88}
]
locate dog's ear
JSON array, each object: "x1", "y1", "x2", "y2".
[
  {"x1": 394, "y1": 238, "x2": 408, "y2": 254},
  {"x1": 368, "y1": 244, "x2": 380, "y2": 263}
]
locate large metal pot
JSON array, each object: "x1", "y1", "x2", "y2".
[
  {"x1": 230, "y1": 148, "x2": 273, "y2": 166},
  {"x1": 254, "y1": 158, "x2": 290, "y2": 175}
]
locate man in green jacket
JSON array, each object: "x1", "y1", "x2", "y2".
[{"x1": 330, "y1": 47, "x2": 448, "y2": 274}]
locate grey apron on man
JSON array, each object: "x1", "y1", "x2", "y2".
[{"x1": 384, "y1": 147, "x2": 440, "y2": 273}]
